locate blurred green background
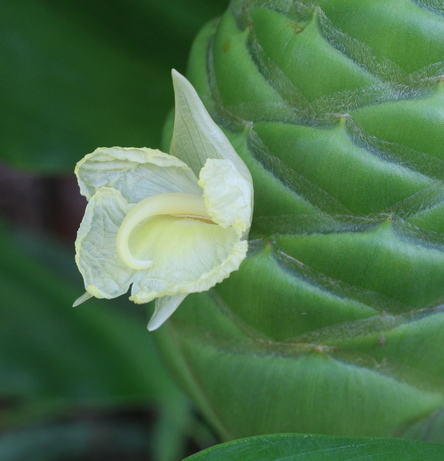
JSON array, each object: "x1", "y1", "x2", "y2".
[{"x1": 0, "y1": 1, "x2": 228, "y2": 459}]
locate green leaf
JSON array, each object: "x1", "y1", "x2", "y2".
[
  {"x1": 0, "y1": 0, "x2": 228, "y2": 172},
  {"x1": 184, "y1": 433, "x2": 444, "y2": 460},
  {"x1": 0, "y1": 221, "x2": 181, "y2": 425},
  {"x1": 0, "y1": 416, "x2": 153, "y2": 461}
]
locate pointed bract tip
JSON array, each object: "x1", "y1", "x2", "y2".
[
  {"x1": 146, "y1": 293, "x2": 188, "y2": 331},
  {"x1": 171, "y1": 68, "x2": 185, "y2": 84},
  {"x1": 147, "y1": 319, "x2": 159, "y2": 332},
  {"x1": 73, "y1": 291, "x2": 93, "y2": 307}
]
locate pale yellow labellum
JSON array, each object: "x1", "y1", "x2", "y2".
[
  {"x1": 74, "y1": 70, "x2": 253, "y2": 330},
  {"x1": 116, "y1": 193, "x2": 211, "y2": 270}
]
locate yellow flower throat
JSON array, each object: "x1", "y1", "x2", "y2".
[{"x1": 116, "y1": 193, "x2": 214, "y2": 270}]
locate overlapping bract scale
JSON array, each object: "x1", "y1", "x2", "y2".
[{"x1": 158, "y1": 0, "x2": 444, "y2": 441}]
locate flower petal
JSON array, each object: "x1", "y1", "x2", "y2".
[
  {"x1": 75, "y1": 147, "x2": 201, "y2": 203},
  {"x1": 129, "y1": 214, "x2": 248, "y2": 303},
  {"x1": 170, "y1": 70, "x2": 252, "y2": 181},
  {"x1": 147, "y1": 293, "x2": 188, "y2": 331},
  {"x1": 198, "y1": 158, "x2": 253, "y2": 235},
  {"x1": 75, "y1": 187, "x2": 136, "y2": 299}
]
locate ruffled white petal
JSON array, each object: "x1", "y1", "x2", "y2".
[
  {"x1": 198, "y1": 159, "x2": 253, "y2": 235},
  {"x1": 129, "y1": 214, "x2": 248, "y2": 304},
  {"x1": 170, "y1": 70, "x2": 252, "y2": 181},
  {"x1": 75, "y1": 147, "x2": 201, "y2": 203},
  {"x1": 75, "y1": 187, "x2": 136, "y2": 299},
  {"x1": 147, "y1": 294, "x2": 188, "y2": 331}
]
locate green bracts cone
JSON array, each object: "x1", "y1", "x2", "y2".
[{"x1": 158, "y1": 0, "x2": 444, "y2": 441}]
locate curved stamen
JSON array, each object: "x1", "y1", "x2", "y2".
[{"x1": 116, "y1": 193, "x2": 211, "y2": 270}]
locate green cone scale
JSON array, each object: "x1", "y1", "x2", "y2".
[{"x1": 158, "y1": 0, "x2": 444, "y2": 441}]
